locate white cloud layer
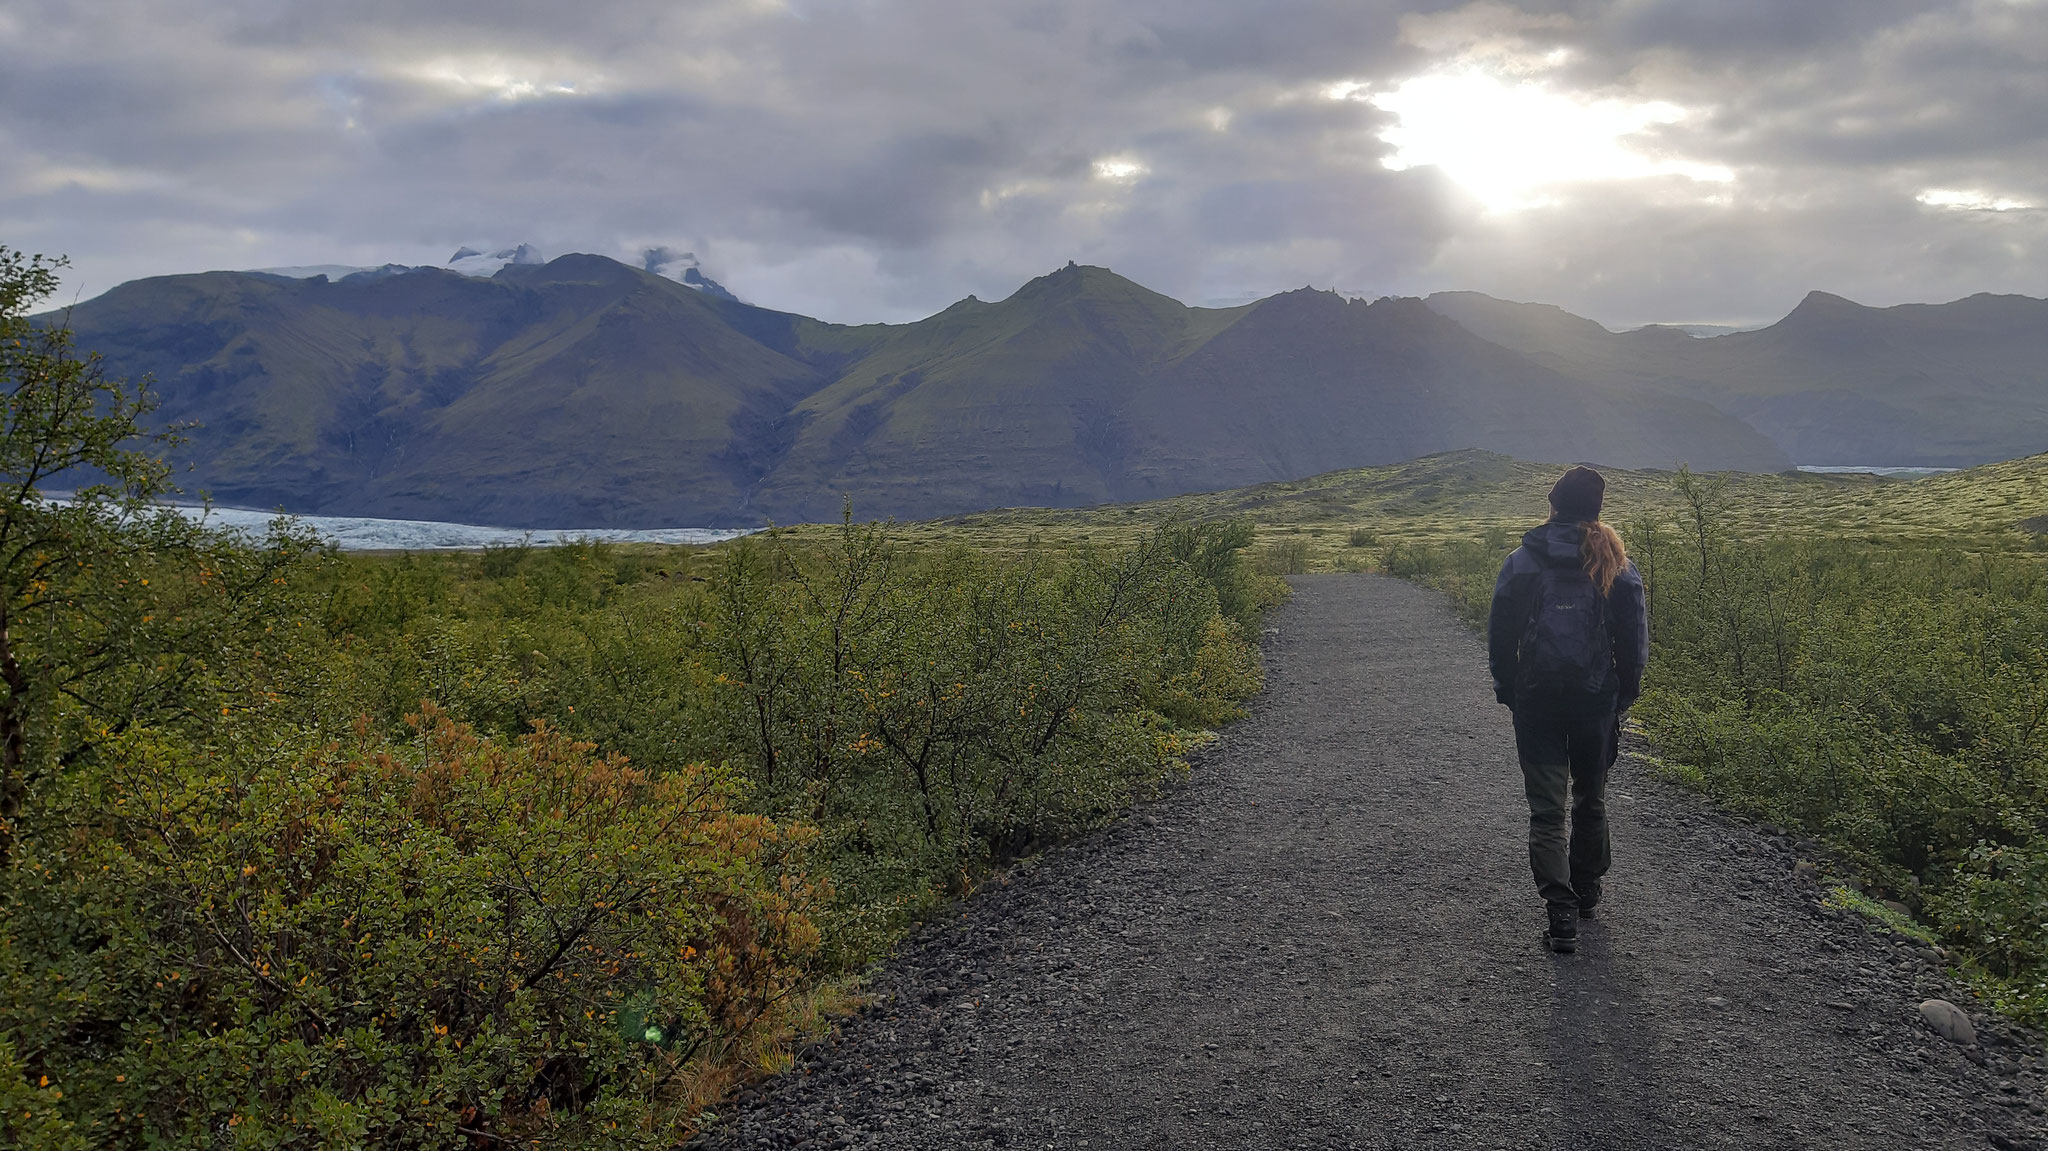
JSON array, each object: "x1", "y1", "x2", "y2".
[
  {"x1": 1918, "y1": 188, "x2": 2036, "y2": 211},
  {"x1": 1, "y1": 0, "x2": 2044, "y2": 326}
]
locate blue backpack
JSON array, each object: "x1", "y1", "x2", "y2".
[{"x1": 1515, "y1": 561, "x2": 1612, "y2": 701}]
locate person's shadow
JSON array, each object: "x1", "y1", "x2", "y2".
[{"x1": 1542, "y1": 922, "x2": 1683, "y2": 1145}]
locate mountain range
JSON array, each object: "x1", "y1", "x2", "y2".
[
  {"x1": 47, "y1": 255, "x2": 2048, "y2": 526},
  {"x1": 1423, "y1": 290, "x2": 2048, "y2": 468}
]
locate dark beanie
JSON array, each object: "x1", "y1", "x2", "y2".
[{"x1": 1549, "y1": 466, "x2": 1605, "y2": 521}]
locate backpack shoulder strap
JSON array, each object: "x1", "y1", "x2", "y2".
[{"x1": 1520, "y1": 562, "x2": 1562, "y2": 640}]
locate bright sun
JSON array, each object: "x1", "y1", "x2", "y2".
[{"x1": 1350, "y1": 69, "x2": 1732, "y2": 212}]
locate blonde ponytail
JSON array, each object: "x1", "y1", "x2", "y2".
[{"x1": 1580, "y1": 521, "x2": 1627, "y2": 596}]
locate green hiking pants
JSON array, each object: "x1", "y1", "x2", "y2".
[{"x1": 1513, "y1": 711, "x2": 1617, "y2": 909}]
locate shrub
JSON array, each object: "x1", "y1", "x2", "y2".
[
  {"x1": 1379, "y1": 539, "x2": 1508, "y2": 625},
  {"x1": 688, "y1": 522, "x2": 1266, "y2": 925},
  {"x1": 1256, "y1": 538, "x2": 1312, "y2": 576},
  {"x1": 1930, "y1": 842, "x2": 2048, "y2": 997},
  {"x1": 2, "y1": 708, "x2": 821, "y2": 1149},
  {"x1": 1159, "y1": 518, "x2": 1275, "y2": 628},
  {"x1": 296, "y1": 517, "x2": 1275, "y2": 965}
]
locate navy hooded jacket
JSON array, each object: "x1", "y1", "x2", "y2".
[{"x1": 1487, "y1": 521, "x2": 1648, "y2": 718}]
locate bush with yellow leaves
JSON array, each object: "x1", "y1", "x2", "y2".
[{"x1": 1, "y1": 705, "x2": 821, "y2": 1149}]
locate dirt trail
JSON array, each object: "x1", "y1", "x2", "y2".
[{"x1": 704, "y1": 574, "x2": 2045, "y2": 1150}]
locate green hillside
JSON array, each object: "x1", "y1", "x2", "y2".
[
  {"x1": 1426, "y1": 289, "x2": 2048, "y2": 468},
  {"x1": 744, "y1": 266, "x2": 1785, "y2": 522},
  {"x1": 1119, "y1": 290, "x2": 1780, "y2": 493},
  {"x1": 53, "y1": 256, "x2": 2048, "y2": 528},
  {"x1": 65, "y1": 257, "x2": 843, "y2": 525},
  {"x1": 751, "y1": 264, "x2": 1250, "y2": 520}
]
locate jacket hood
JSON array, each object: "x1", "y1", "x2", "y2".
[{"x1": 1521, "y1": 521, "x2": 1584, "y2": 566}]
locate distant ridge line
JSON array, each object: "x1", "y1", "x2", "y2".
[{"x1": 46, "y1": 255, "x2": 2048, "y2": 527}]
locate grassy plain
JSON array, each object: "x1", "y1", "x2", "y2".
[{"x1": 785, "y1": 447, "x2": 2048, "y2": 567}]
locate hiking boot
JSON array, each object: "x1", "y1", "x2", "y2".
[
  {"x1": 1575, "y1": 881, "x2": 1602, "y2": 920},
  {"x1": 1545, "y1": 904, "x2": 1579, "y2": 953}
]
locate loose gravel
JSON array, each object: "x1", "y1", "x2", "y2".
[{"x1": 700, "y1": 574, "x2": 2046, "y2": 1150}]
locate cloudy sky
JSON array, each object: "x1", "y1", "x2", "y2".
[{"x1": 3, "y1": 0, "x2": 2043, "y2": 327}]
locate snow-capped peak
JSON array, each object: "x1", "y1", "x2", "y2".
[
  {"x1": 446, "y1": 244, "x2": 546, "y2": 277},
  {"x1": 246, "y1": 244, "x2": 742, "y2": 295},
  {"x1": 640, "y1": 247, "x2": 739, "y2": 302}
]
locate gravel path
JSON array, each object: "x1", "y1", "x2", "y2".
[{"x1": 703, "y1": 574, "x2": 2047, "y2": 1150}]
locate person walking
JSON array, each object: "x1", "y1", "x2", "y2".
[{"x1": 1487, "y1": 466, "x2": 1648, "y2": 954}]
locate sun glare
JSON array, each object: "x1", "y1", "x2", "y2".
[
  {"x1": 1356, "y1": 70, "x2": 1732, "y2": 211},
  {"x1": 1093, "y1": 157, "x2": 1147, "y2": 183},
  {"x1": 411, "y1": 57, "x2": 588, "y2": 103},
  {"x1": 1918, "y1": 188, "x2": 2036, "y2": 212}
]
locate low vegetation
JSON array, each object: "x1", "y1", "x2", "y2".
[
  {"x1": 0, "y1": 249, "x2": 1278, "y2": 1148},
  {"x1": 910, "y1": 444, "x2": 2048, "y2": 565}
]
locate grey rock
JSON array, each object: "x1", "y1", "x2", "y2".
[{"x1": 1920, "y1": 999, "x2": 1978, "y2": 1046}]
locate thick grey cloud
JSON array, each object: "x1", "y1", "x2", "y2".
[{"x1": 2, "y1": 0, "x2": 2043, "y2": 326}]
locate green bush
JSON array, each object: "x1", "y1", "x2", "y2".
[
  {"x1": 1256, "y1": 538, "x2": 1312, "y2": 576},
  {"x1": 1380, "y1": 538, "x2": 1509, "y2": 624},
  {"x1": 2, "y1": 708, "x2": 822, "y2": 1149},
  {"x1": 1931, "y1": 842, "x2": 2048, "y2": 991},
  {"x1": 626, "y1": 520, "x2": 1266, "y2": 936},
  {"x1": 1160, "y1": 518, "x2": 1279, "y2": 628},
  {"x1": 312, "y1": 520, "x2": 1271, "y2": 945}
]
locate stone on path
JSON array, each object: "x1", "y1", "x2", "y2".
[{"x1": 1920, "y1": 999, "x2": 1978, "y2": 1046}]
